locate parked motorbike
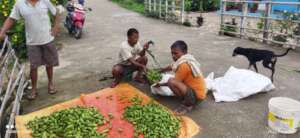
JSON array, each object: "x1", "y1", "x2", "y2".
[{"x1": 64, "y1": 3, "x2": 91, "y2": 39}]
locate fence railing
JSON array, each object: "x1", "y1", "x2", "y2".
[
  {"x1": 220, "y1": 0, "x2": 300, "y2": 47},
  {"x1": 0, "y1": 37, "x2": 27, "y2": 138},
  {"x1": 145, "y1": 0, "x2": 185, "y2": 23}
]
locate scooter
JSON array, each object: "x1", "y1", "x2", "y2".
[{"x1": 64, "y1": 3, "x2": 91, "y2": 39}]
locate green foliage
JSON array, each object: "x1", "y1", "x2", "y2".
[
  {"x1": 111, "y1": 0, "x2": 145, "y2": 14},
  {"x1": 145, "y1": 11, "x2": 160, "y2": 19},
  {"x1": 294, "y1": 24, "x2": 300, "y2": 35},
  {"x1": 183, "y1": 19, "x2": 192, "y2": 27},
  {"x1": 221, "y1": 19, "x2": 237, "y2": 37},
  {"x1": 146, "y1": 69, "x2": 162, "y2": 84},
  {"x1": 185, "y1": 0, "x2": 220, "y2": 12},
  {"x1": 272, "y1": 11, "x2": 299, "y2": 43},
  {"x1": 0, "y1": 0, "x2": 27, "y2": 60},
  {"x1": 277, "y1": 11, "x2": 299, "y2": 34},
  {"x1": 273, "y1": 35, "x2": 287, "y2": 43}
]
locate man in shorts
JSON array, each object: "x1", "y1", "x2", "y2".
[
  {"x1": 0, "y1": 0, "x2": 61, "y2": 100},
  {"x1": 111, "y1": 28, "x2": 150, "y2": 88}
]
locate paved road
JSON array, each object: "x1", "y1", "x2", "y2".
[{"x1": 23, "y1": 0, "x2": 300, "y2": 137}]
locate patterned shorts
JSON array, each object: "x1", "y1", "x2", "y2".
[{"x1": 27, "y1": 41, "x2": 59, "y2": 68}]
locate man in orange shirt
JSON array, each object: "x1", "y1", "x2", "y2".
[{"x1": 155, "y1": 40, "x2": 206, "y2": 114}]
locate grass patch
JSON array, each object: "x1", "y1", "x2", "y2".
[
  {"x1": 294, "y1": 70, "x2": 300, "y2": 73},
  {"x1": 110, "y1": 0, "x2": 145, "y2": 14}
]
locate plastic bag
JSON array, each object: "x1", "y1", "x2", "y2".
[
  {"x1": 150, "y1": 74, "x2": 175, "y2": 96},
  {"x1": 206, "y1": 66, "x2": 275, "y2": 102}
]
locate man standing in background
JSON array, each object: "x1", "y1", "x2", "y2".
[{"x1": 0, "y1": 0, "x2": 61, "y2": 100}]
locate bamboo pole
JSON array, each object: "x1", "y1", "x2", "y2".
[
  {"x1": 220, "y1": 0, "x2": 226, "y2": 35},
  {"x1": 149, "y1": 0, "x2": 152, "y2": 12},
  {"x1": 240, "y1": 2, "x2": 248, "y2": 38},
  {"x1": 171, "y1": 0, "x2": 175, "y2": 12},
  {"x1": 263, "y1": 2, "x2": 271, "y2": 43},
  {"x1": 159, "y1": 0, "x2": 162, "y2": 18},
  {"x1": 181, "y1": 0, "x2": 184, "y2": 23},
  {"x1": 5, "y1": 66, "x2": 25, "y2": 138},
  {"x1": 154, "y1": 0, "x2": 157, "y2": 11},
  {"x1": 165, "y1": 0, "x2": 168, "y2": 20}
]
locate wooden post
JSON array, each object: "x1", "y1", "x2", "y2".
[
  {"x1": 4, "y1": 66, "x2": 25, "y2": 138},
  {"x1": 159, "y1": 0, "x2": 162, "y2": 18},
  {"x1": 154, "y1": 0, "x2": 157, "y2": 11},
  {"x1": 144, "y1": 0, "x2": 148, "y2": 12},
  {"x1": 220, "y1": 0, "x2": 226, "y2": 35},
  {"x1": 181, "y1": 0, "x2": 185, "y2": 23},
  {"x1": 149, "y1": 0, "x2": 152, "y2": 12},
  {"x1": 165, "y1": 0, "x2": 168, "y2": 20},
  {"x1": 172, "y1": 0, "x2": 175, "y2": 12},
  {"x1": 240, "y1": 2, "x2": 248, "y2": 38},
  {"x1": 263, "y1": 2, "x2": 271, "y2": 43}
]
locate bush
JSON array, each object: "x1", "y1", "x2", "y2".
[
  {"x1": 183, "y1": 20, "x2": 192, "y2": 27},
  {"x1": 185, "y1": 0, "x2": 220, "y2": 12},
  {"x1": 111, "y1": 0, "x2": 145, "y2": 14},
  {"x1": 273, "y1": 35, "x2": 287, "y2": 43},
  {"x1": 221, "y1": 18, "x2": 237, "y2": 37},
  {"x1": 145, "y1": 11, "x2": 160, "y2": 19}
]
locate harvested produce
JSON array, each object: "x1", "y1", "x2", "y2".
[
  {"x1": 124, "y1": 101, "x2": 181, "y2": 138},
  {"x1": 146, "y1": 69, "x2": 162, "y2": 84},
  {"x1": 26, "y1": 106, "x2": 107, "y2": 138}
]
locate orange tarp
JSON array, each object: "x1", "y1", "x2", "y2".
[{"x1": 16, "y1": 83, "x2": 200, "y2": 138}]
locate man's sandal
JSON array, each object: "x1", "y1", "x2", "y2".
[
  {"x1": 27, "y1": 92, "x2": 38, "y2": 100},
  {"x1": 48, "y1": 88, "x2": 58, "y2": 95}
]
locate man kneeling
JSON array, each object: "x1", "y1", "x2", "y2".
[
  {"x1": 156, "y1": 40, "x2": 206, "y2": 114},
  {"x1": 111, "y1": 28, "x2": 150, "y2": 88}
]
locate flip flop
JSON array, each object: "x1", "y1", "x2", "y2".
[
  {"x1": 27, "y1": 92, "x2": 38, "y2": 100},
  {"x1": 48, "y1": 88, "x2": 58, "y2": 95}
]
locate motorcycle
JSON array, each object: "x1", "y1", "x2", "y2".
[{"x1": 64, "y1": 3, "x2": 91, "y2": 39}]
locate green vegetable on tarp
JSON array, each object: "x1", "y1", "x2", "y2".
[
  {"x1": 146, "y1": 69, "x2": 162, "y2": 84},
  {"x1": 124, "y1": 97, "x2": 180, "y2": 138},
  {"x1": 26, "y1": 106, "x2": 107, "y2": 138}
]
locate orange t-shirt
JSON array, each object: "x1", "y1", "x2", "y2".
[{"x1": 175, "y1": 63, "x2": 207, "y2": 100}]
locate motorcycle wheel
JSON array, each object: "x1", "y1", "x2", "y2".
[{"x1": 74, "y1": 27, "x2": 82, "y2": 39}]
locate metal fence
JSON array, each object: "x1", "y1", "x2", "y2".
[
  {"x1": 144, "y1": 0, "x2": 185, "y2": 23},
  {"x1": 0, "y1": 37, "x2": 27, "y2": 138},
  {"x1": 220, "y1": 0, "x2": 300, "y2": 47}
]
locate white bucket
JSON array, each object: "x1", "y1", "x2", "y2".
[{"x1": 268, "y1": 97, "x2": 300, "y2": 134}]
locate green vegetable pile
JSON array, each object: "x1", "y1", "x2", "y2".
[
  {"x1": 26, "y1": 106, "x2": 107, "y2": 138},
  {"x1": 146, "y1": 69, "x2": 162, "y2": 84},
  {"x1": 124, "y1": 101, "x2": 181, "y2": 138}
]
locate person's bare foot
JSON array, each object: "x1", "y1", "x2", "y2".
[
  {"x1": 110, "y1": 81, "x2": 119, "y2": 88},
  {"x1": 134, "y1": 75, "x2": 146, "y2": 84}
]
